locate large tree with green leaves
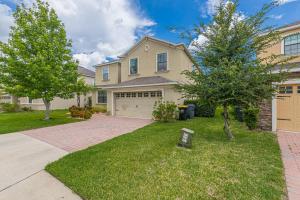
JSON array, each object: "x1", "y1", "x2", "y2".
[
  {"x1": 0, "y1": 0, "x2": 78, "y2": 120},
  {"x1": 180, "y1": 1, "x2": 293, "y2": 139}
]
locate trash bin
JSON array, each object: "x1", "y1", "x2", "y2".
[
  {"x1": 178, "y1": 105, "x2": 188, "y2": 120},
  {"x1": 187, "y1": 104, "x2": 195, "y2": 118}
]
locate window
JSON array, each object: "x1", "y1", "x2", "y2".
[
  {"x1": 138, "y1": 92, "x2": 143, "y2": 97},
  {"x1": 150, "y1": 92, "x2": 156, "y2": 97},
  {"x1": 284, "y1": 33, "x2": 300, "y2": 55},
  {"x1": 116, "y1": 93, "x2": 120, "y2": 98},
  {"x1": 126, "y1": 93, "x2": 131, "y2": 98},
  {"x1": 298, "y1": 86, "x2": 300, "y2": 93},
  {"x1": 28, "y1": 98, "x2": 32, "y2": 104},
  {"x1": 157, "y1": 53, "x2": 168, "y2": 72},
  {"x1": 129, "y1": 58, "x2": 138, "y2": 75},
  {"x1": 132, "y1": 93, "x2": 136, "y2": 97},
  {"x1": 97, "y1": 90, "x2": 107, "y2": 103},
  {"x1": 157, "y1": 91, "x2": 162, "y2": 97},
  {"x1": 144, "y1": 92, "x2": 149, "y2": 97},
  {"x1": 279, "y1": 86, "x2": 293, "y2": 94},
  {"x1": 121, "y1": 93, "x2": 125, "y2": 98},
  {"x1": 102, "y1": 66, "x2": 109, "y2": 81}
]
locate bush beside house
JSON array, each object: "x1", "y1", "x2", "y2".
[{"x1": 184, "y1": 100, "x2": 216, "y2": 117}]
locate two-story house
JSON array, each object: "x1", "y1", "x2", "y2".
[
  {"x1": 259, "y1": 21, "x2": 300, "y2": 132},
  {"x1": 94, "y1": 36, "x2": 195, "y2": 119}
]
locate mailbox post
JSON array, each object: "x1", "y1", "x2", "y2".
[{"x1": 178, "y1": 128, "x2": 194, "y2": 148}]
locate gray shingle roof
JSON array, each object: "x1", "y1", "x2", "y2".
[
  {"x1": 78, "y1": 66, "x2": 95, "y2": 78},
  {"x1": 98, "y1": 76, "x2": 177, "y2": 88}
]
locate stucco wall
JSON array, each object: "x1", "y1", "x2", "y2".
[
  {"x1": 95, "y1": 63, "x2": 120, "y2": 86},
  {"x1": 259, "y1": 27, "x2": 300, "y2": 63},
  {"x1": 120, "y1": 39, "x2": 194, "y2": 83}
]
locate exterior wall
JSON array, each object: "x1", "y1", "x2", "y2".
[
  {"x1": 105, "y1": 85, "x2": 184, "y2": 116},
  {"x1": 120, "y1": 39, "x2": 194, "y2": 83},
  {"x1": 259, "y1": 27, "x2": 300, "y2": 63},
  {"x1": 95, "y1": 63, "x2": 120, "y2": 86}
]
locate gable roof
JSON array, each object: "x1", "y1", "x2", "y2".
[
  {"x1": 94, "y1": 36, "x2": 197, "y2": 67},
  {"x1": 78, "y1": 66, "x2": 95, "y2": 78},
  {"x1": 97, "y1": 76, "x2": 177, "y2": 89}
]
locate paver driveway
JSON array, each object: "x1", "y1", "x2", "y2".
[
  {"x1": 0, "y1": 114, "x2": 152, "y2": 200},
  {"x1": 277, "y1": 131, "x2": 300, "y2": 200}
]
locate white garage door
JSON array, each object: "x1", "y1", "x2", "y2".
[{"x1": 115, "y1": 91, "x2": 162, "y2": 119}]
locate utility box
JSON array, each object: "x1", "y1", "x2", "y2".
[{"x1": 178, "y1": 128, "x2": 194, "y2": 148}]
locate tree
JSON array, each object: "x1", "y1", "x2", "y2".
[
  {"x1": 0, "y1": 0, "x2": 78, "y2": 120},
  {"x1": 180, "y1": 1, "x2": 293, "y2": 139},
  {"x1": 74, "y1": 78, "x2": 93, "y2": 107}
]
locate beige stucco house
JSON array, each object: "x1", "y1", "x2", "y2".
[
  {"x1": 94, "y1": 36, "x2": 195, "y2": 119},
  {"x1": 259, "y1": 21, "x2": 300, "y2": 132},
  {"x1": 16, "y1": 66, "x2": 95, "y2": 110}
]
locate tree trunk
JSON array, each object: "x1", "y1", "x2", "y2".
[
  {"x1": 77, "y1": 93, "x2": 80, "y2": 107},
  {"x1": 223, "y1": 105, "x2": 234, "y2": 140},
  {"x1": 43, "y1": 99, "x2": 51, "y2": 120}
]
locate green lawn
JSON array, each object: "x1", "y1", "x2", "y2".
[
  {"x1": 46, "y1": 113, "x2": 285, "y2": 200},
  {"x1": 0, "y1": 110, "x2": 81, "y2": 134}
]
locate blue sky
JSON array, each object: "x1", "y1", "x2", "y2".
[
  {"x1": 137, "y1": 0, "x2": 300, "y2": 43},
  {"x1": 0, "y1": 0, "x2": 299, "y2": 68}
]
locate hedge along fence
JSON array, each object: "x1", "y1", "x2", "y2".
[{"x1": 183, "y1": 100, "x2": 216, "y2": 118}]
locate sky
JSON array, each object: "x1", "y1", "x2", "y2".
[{"x1": 0, "y1": 0, "x2": 299, "y2": 70}]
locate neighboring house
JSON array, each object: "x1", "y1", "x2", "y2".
[
  {"x1": 94, "y1": 36, "x2": 195, "y2": 119},
  {"x1": 17, "y1": 66, "x2": 95, "y2": 110},
  {"x1": 259, "y1": 21, "x2": 300, "y2": 132}
]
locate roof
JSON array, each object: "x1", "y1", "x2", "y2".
[
  {"x1": 97, "y1": 76, "x2": 177, "y2": 89},
  {"x1": 94, "y1": 36, "x2": 197, "y2": 67},
  {"x1": 78, "y1": 66, "x2": 95, "y2": 78},
  {"x1": 276, "y1": 21, "x2": 300, "y2": 32},
  {"x1": 273, "y1": 62, "x2": 300, "y2": 73}
]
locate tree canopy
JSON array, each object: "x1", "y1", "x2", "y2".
[
  {"x1": 180, "y1": 1, "x2": 293, "y2": 139},
  {"x1": 0, "y1": 0, "x2": 78, "y2": 120}
]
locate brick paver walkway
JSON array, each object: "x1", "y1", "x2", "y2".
[
  {"x1": 23, "y1": 114, "x2": 152, "y2": 152},
  {"x1": 278, "y1": 131, "x2": 300, "y2": 200}
]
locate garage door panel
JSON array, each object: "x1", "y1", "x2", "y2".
[
  {"x1": 115, "y1": 91, "x2": 162, "y2": 119},
  {"x1": 277, "y1": 85, "x2": 300, "y2": 132}
]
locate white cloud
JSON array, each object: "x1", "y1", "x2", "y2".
[
  {"x1": 0, "y1": 4, "x2": 14, "y2": 42},
  {"x1": 276, "y1": 0, "x2": 297, "y2": 5},
  {"x1": 206, "y1": 0, "x2": 222, "y2": 16},
  {"x1": 2, "y1": 0, "x2": 156, "y2": 69},
  {"x1": 270, "y1": 14, "x2": 283, "y2": 19},
  {"x1": 188, "y1": 34, "x2": 208, "y2": 51}
]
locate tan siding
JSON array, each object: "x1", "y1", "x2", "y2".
[{"x1": 95, "y1": 63, "x2": 119, "y2": 85}]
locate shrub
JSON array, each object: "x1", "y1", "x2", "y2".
[
  {"x1": 83, "y1": 110, "x2": 92, "y2": 119},
  {"x1": 1, "y1": 103, "x2": 20, "y2": 112},
  {"x1": 92, "y1": 106, "x2": 107, "y2": 114},
  {"x1": 22, "y1": 106, "x2": 33, "y2": 112},
  {"x1": 184, "y1": 99, "x2": 216, "y2": 118},
  {"x1": 69, "y1": 105, "x2": 92, "y2": 119},
  {"x1": 244, "y1": 106, "x2": 259, "y2": 130},
  {"x1": 152, "y1": 101, "x2": 177, "y2": 122}
]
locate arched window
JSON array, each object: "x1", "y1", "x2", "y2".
[{"x1": 284, "y1": 33, "x2": 300, "y2": 55}]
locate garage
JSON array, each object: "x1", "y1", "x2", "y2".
[
  {"x1": 277, "y1": 85, "x2": 300, "y2": 132},
  {"x1": 114, "y1": 91, "x2": 162, "y2": 119}
]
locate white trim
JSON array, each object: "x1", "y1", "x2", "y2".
[
  {"x1": 276, "y1": 78, "x2": 300, "y2": 85},
  {"x1": 112, "y1": 91, "x2": 115, "y2": 116},
  {"x1": 272, "y1": 96, "x2": 277, "y2": 132},
  {"x1": 156, "y1": 51, "x2": 169, "y2": 72},
  {"x1": 102, "y1": 66, "x2": 109, "y2": 81},
  {"x1": 100, "y1": 82, "x2": 178, "y2": 89},
  {"x1": 278, "y1": 24, "x2": 300, "y2": 33},
  {"x1": 281, "y1": 39, "x2": 284, "y2": 55},
  {"x1": 128, "y1": 57, "x2": 139, "y2": 75}
]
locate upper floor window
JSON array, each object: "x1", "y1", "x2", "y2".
[
  {"x1": 157, "y1": 52, "x2": 168, "y2": 72},
  {"x1": 129, "y1": 58, "x2": 138, "y2": 75},
  {"x1": 279, "y1": 86, "x2": 293, "y2": 94},
  {"x1": 102, "y1": 66, "x2": 109, "y2": 81},
  {"x1": 284, "y1": 33, "x2": 300, "y2": 55},
  {"x1": 97, "y1": 90, "x2": 107, "y2": 104}
]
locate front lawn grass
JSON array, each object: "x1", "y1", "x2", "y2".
[
  {"x1": 46, "y1": 113, "x2": 285, "y2": 200},
  {"x1": 0, "y1": 110, "x2": 81, "y2": 134}
]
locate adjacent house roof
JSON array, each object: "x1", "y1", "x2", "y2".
[
  {"x1": 97, "y1": 76, "x2": 177, "y2": 89},
  {"x1": 78, "y1": 66, "x2": 95, "y2": 78},
  {"x1": 276, "y1": 21, "x2": 300, "y2": 32}
]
